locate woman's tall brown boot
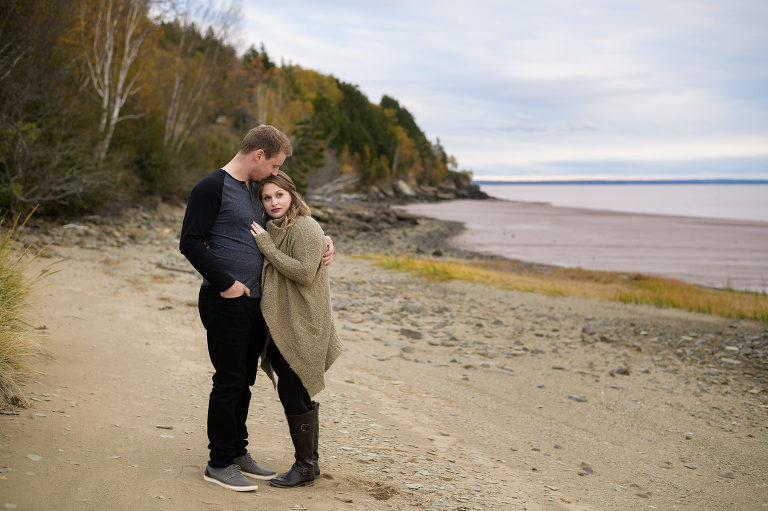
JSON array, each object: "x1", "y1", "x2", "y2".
[
  {"x1": 312, "y1": 401, "x2": 320, "y2": 476},
  {"x1": 270, "y1": 408, "x2": 316, "y2": 488}
]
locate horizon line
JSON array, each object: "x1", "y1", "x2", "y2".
[{"x1": 472, "y1": 178, "x2": 768, "y2": 185}]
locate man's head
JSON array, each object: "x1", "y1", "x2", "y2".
[
  {"x1": 240, "y1": 125, "x2": 293, "y2": 182},
  {"x1": 240, "y1": 125, "x2": 293, "y2": 159}
]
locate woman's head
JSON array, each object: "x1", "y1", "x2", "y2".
[{"x1": 258, "y1": 171, "x2": 311, "y2": 226}]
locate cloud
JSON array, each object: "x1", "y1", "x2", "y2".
[{"x1": 239, "y1": 0, "x2": 768, "y2": 177}]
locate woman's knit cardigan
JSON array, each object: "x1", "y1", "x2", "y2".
[{"x1": 254, "y1": 215, "x2": 342, "y2": 397}]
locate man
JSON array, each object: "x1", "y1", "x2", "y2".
[{"x1": 179, "y1": 125, "x2": 334, "y2": 491}]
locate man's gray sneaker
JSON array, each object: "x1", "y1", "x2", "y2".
[
  {"x1": 204, "y1": 464, "x2": 259, "y2": 491},
  {"x1": 233, "y1": 453, "x2": 277, "y2": 480}
]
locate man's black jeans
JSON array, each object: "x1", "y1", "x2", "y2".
[{"x1": 198, "y1": 286, "x2": 266, "y2": 468}]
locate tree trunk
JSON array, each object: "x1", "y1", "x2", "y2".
[{"x1": 81, "y1": 0, "x2": 149, "y2": 164}]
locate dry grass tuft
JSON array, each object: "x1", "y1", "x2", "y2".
[
  {"x1": 0, "y1": 211, "x2": 52, "y2": 409},
  {"x1": 361, "y1": 254, "x2": 768, "y2": 323}
]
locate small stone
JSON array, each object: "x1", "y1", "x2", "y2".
[
  {"x1": 718, "y1": 470, "x2": 735, "y2": 479},
  {"x1": 568, "y1": 395, "x2": 588, "y2": 403},
  {"x1": 684, "y1": 463, "x2": 697, "y2": 470},
  {"x1": 545, "y1": 485, "x2": 558, "y2": 491},
  {"x1": 26, "y1": 454, "x2": 42, "y2": 462},
  {"x1": 684, "y1": 432, "x2": 694, "y2": 440},
  {"x1": 155, "y1": 425, "x2": 173, "y2": 430},
  {"x1": 399, "y1": 328, "x2": 423, "y2": 339}
]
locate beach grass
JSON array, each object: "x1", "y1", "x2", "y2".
[
  {"x1": 0, "y1": 211, "x2": 47, "y2": 408},
  {"x1": 362, "y1": 255, "x2": 768, "y2": 323}
]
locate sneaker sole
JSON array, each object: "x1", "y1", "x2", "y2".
[
  {"x1": 240, "y1": 470, "x2": 277, "y2": 481},
  {"x1": 204, "y1": 474, "x2": 258, "y2": 491}
]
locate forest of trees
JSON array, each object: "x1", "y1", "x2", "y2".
[{"x1": 0, "y1": 0, "x2": 461, "y2": 217}]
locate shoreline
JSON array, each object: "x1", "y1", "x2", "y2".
[
  {"x1": 397, "y1": 198, "x2": 768, "y2": 293},
  {"x1": 17, "y1": 197, "x2": 768, "y2": 293},
  {"x1": 476, "y1": 183, "x2": 768, "y2": 223},
  {"x1": 485, "y1": 195, "x2": 768, "y2": 225}
]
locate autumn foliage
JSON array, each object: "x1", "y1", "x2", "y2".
[{"x1": 0, "y1": 0, "x2": 458, "y2": 217}]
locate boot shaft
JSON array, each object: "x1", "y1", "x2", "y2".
[
  {"x1": 312, "y1": 401, "x2": 320, "y2": 475},
  {"x1": 285, "y1": 408, "x2": 316, "y2": 470}
]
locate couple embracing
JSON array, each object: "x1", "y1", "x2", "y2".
[{"x1": 179, "y1": 125, "x2": 343, "y2": 491}]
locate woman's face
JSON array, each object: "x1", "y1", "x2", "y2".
[{"x1": 261, "y1": 182, "x2": 292, "y2": 219}]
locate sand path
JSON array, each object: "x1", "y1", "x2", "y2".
[{"x1": 1, "y1": 206, "x2": 767, "y2": 510}]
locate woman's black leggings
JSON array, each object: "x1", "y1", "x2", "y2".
[{"x1": 266, "y1": 341, "x2": 313, "y2": 416}]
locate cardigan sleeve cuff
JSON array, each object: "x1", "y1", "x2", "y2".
[{"x1": 254, "y1": 231, "x2": 275, "y2": 254}]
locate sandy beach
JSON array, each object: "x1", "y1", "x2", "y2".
[
  {"x1": 399, "y1": 199, "x2": 768, "y2": 292},
  {"x1": 1, "y1": 204, "x2": 767, "y2": 510}
]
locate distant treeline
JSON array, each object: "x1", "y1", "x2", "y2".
[{"x1": 0, "y1": 0, "x2": 460, "y2": 216}]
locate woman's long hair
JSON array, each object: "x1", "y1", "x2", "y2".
[{"x1": 257, "y1": 171, "x2": 311, "y2": 228}]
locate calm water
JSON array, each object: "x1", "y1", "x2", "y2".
[{"x1": 477, "y1": 184, "x2": 768, "y2": 222}]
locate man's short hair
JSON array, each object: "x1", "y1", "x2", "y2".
[{"x1": 240, "y1": 125, "x2": 293, "y2": 158}]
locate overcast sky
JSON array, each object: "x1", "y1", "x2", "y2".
[{"x1": 239, "y1": 0, "x2": 768, "y2": 180}]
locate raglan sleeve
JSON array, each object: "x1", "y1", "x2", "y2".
[{"x1": 178, "y1": 172, "x2": 236, "y2": 291}]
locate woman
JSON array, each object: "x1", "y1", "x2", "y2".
[{"x1": 249, "y1": 171, "x2": 342, "y2": 488}]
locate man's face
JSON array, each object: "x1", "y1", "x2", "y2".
[{"x1": 250, "y1": 150, "x2": 286, "y2": 182}]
